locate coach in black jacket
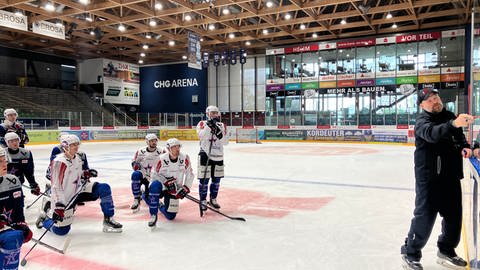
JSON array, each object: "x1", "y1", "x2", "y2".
[{"x1": 401, "y1": 88, "x2": 473, "y2": 270}]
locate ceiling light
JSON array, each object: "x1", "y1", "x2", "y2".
[
  {"x1": 85, "y1": 15, "x2": 93, "y2": 22},
  {"x1": 146, "y1": 33, "x2": 152, "y2": 39},
  {"x1": 90, "y1": 30, "x2": 95, "y2": 35},
  {"x1": 284, "y1": 13, "x2": 291, "y2": 20},
  {"x1": 168, "y1": 40, "x2": 175, "y2": 46},
  {"x1": 184, "y1": 14, "x2": 192, "y2": 21},
  {"x1": 154, "y1": 2, "x2": 162, "y2": 10},
  {"x1": 222, "y1": 8, "x2": 230, "y2": 15},
  {"x1": 45, "y1": 2, "x2": 55, "y2": 11},
  {"x1": 56, "y1": 21, "x2": 63, "y2": 27},
  {"x1": 118, "y1": 24, "x2": 126, "y2": 32},
  {"x1": 208, "y1": 24, "x2": 215, "y2": 30},
  {"x1": 340, "y1": 19, "x2": 346, "y2": 25},
  {"x1": 14, "y1": 10, "x2": 23, "y2": 16},
  {"x1": 266, "y1": 1, "x2": 273, "y2": 8},
  {"x1": 79, "y1": 0, "x2": 89, "y2": 5},
  {"x1": 262, "y1": 29, "x2": 269, "y2": 35},
  {"x1": 299, "y1": 24, "x2": 306, "y2": 30},
  {"x1": 312, "y1": 33, "x2": 318, "y2": 38},
  {"x1": 386, "y1": 13, "x2": 393, "y2": 19},
  {"x1": 182, "y1": 55, "x2": 187, "y2": 60},
  {"x1": 245, "y1": 41, "x2": 251, "y2": 46},
  {"x1": 228, "y1": 33, "x2": 235, "y2": 39},
  {"x1": 200, "y1": 38, "x2": 204, "y2": 42},
  {"x1": 392, "y1": 23, "x2": 397, "y2": 29},
  {"x1": 140, "y1": 52, "x2": 146, "y2": 57},
  {"x1": 138, "y1": 59, "x2": 144, "y2": 64},
  {"x1": 142, "y1": 44, "x2": 149, "y2": 49},
  {"x1": 149, "y1": 20, "x2": 157, "y2": 27}
]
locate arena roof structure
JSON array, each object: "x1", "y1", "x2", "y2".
[{"x1": 0, "y1": 0, "x2": 474, "y2": 63}]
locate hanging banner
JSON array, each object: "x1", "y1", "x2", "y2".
[
  {"x1": 32, "y1": 20, "x2": 65, "y2": 40},
  {"x1": 0, "y1": 10, "x2": 28, "y2": 31},
  {"x1": 202, "y1": 52, "x2": 209, "y2": 68},
  {"x1": 213, "y1": 52, "x2": 220, "y2": 66},
  {"x1": 187, "y1": 31, "x2": 201, "y2": 70},
  {"x1": 230, "y1": 49, "x2": 237, "y2": 65}
]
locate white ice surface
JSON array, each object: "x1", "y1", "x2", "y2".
[{"x1": 19, "y1": 141, "x2": 454, "y2": 270}]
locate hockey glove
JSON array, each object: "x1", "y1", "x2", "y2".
[
  {"x1": 30, "y1": 182, "x2": 41, "y2": 196},
  {"x1": 164, "y1": 177, "x2": 177, "y2": 195},
  {"x1": 175, "y1": 185, "x2": 190, "y2": 199},
  {"x1": 11, "y1": 222, "x2": 32, "y2": 243},
  {"x1": 132, "y1": 161, "x2": 141, "y2": 171},
  {"x1": 53, "y1": 203, "x2": 65, "y2": 222}
]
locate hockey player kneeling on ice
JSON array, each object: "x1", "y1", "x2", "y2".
[
  {"x1": 147, "y1": 138, "x2": 194, "y2": 227},
  {"x1": 36, "y1": 134, "x2": 122, "y2": 234},
  {"x1": 0, "y1": 148, "x2": 33, "y2": 269},
  {"x1": 130, "y1": 133, "x2": 165, "y2": 213},
  {"x1": 4, "y1": 132, "x2": 41, "y2": 196}
]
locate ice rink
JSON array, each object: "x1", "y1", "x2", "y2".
[{"x1": 18, "y1": 140, "x2": 461, "y2": 270}]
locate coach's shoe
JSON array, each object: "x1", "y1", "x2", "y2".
[{"x1": 437, "y1": 250, "x2": 467, "y2": 269}]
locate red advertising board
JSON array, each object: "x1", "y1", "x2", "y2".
[
  {"x1": 396, "y1": 32, "x2": 440, "y2": 43},
  {"x1": 285, "y1": 44, "x2": 319, "y2": 54}
]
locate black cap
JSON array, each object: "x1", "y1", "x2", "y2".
[{"x1": 417, "y1": 88, "x2": 439, "y2": 105}]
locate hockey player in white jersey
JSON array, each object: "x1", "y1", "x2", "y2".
[
  {"x1": 130, "y1": 133, "x2": 165, "y2": 212},
  {"x1": 196, "y1": 105, "x2": 228, "y2": 211},
  {"x1": 147, "y1": 138, "x2": 194, "y2": 227},
  {"x1": 36, "y1": 134, "x2": 122, "y2": 234}
]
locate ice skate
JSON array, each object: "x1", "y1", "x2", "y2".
[
  {"x1": 200, "y1": 200, "x2": 208, "y2": 211},
  {"x1": 436, "y1": 250, "x2": 467, "y2": 269},
  {"x1": 209, "y1": 198, "x2": 221, "y2": 209},
  {"x1": 103, "y1": 216, "x2": 123, "y2": 233},
  {"x1": 148, "y1": 214, "x2": 157, "y2": 228},
  {"x1": 35, "y1": 211, "x2": 46, "y2": 229},
  {"x1": 130, "y1": 198, "x2": 141, "y2": 213},
  {"x1": 401, "y1": 254, "x2": 423, "y2": 270}
]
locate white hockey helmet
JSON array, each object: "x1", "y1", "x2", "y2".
[
  {"x1": 61, "y1": 134, "x2": 80, "y2": 147},
  {"x1": 145, "y1": 133, "x2": 158, "y2": 144},
  {"x1": 4, "y1": 108, "x2": 17, "y2": 118},
  {"x1": 0, "y1": 147, "x2": 5, "y2": 157},
  {"x1": 205, "y1": 105, "x2": 220, "y2": 114},
  {"x1": 57, "y1": 132, "x2": 70, "y2": 142},
  {"x1": 4, "y1": 132, "x2": 20, "y2": 144},
  {"x1": 165, "y1": 138, "x2": 181, "y2": 149}
]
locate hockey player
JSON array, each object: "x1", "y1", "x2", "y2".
[
  {"x1": 36, "y1": 134, "x2": 122, "y2": 234},
  {"x1": 0, "y1": 147, "x2": 33, "y2": 269},
  {"x1": 0, "y1": 109, "x2": 29, "y2": 148},
  {"x1": 130, "y1": 133, "x2": 165, "y2": 212},
  {"x1": 4, "y1": 132, "x2": 40, "y2": 196},
  {"x1": 147, "y1": 138, "x2": 194, "y2": 227},
  {"x1": 196, "y1": 105, "x2": 228, "y2": 211}
]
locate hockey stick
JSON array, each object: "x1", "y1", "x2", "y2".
[
  {"x1": 30, "y1": 235, "x2": 71, "y2": 254},
  {"x1": 186, "y1": 194, "x2": 246, "y2": 222},
  {"x1": 21, "y1": 180, "x2": 88, "y2": 266},
  {"x1": 26, "y1": 186, "x2": 51, "y2": 209},
  {"x1": 199, "y1": 132, "x2": 214, "y2": 217},
  {"x1": 22, "y1": 184, "x2": 50, "y2": 198}
]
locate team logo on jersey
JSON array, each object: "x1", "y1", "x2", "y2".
[{"x1": 13, "y1": 191, "x2": 21, "y2": 198}]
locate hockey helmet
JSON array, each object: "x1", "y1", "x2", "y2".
[
  {"x1": 4, "y1": 132, "x2": 20, "y2": 143},
  {"x1": 61, "y1": 134, "x2": 80, "y2": 147},
  {"x1": 3, "y1": 108, "x2": 17, "y2": 118},
  {"x1": 145, "y1": 133, "x2": 158, "y2": 144},
  {"x1": 57, "y1": 132, "x2": 70, "y2": 142},
  {"x1": 165, "y1": 138, "x2": 181, "y2": 149},
  {"x1": 205, "y1": 105, "x2": 219, "y2": 114},
  {"x1": 0, "y1": 147, "x2": 5, "y2": 157}
]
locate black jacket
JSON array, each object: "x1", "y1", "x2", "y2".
[{"x1": 414, "y1": 108, "x2": 469, "y2": 181}]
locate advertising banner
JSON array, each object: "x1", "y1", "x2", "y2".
[
  {"x1": 305, "y1": 129, "x2": 373, "y2": 142},
  {"x1": 160, "y1": 129, "x2": 198, "y2": 140},
  {"x1": 264, "y1": 130, "x2": 305, "y2": 140},
  {"x1": 28, "y1": 130, "x2": 61, "y2": 143},
  {"x1": 187, "y1": 31, "x2": 201, "y2": 70},
  {"x1": 103, "y1": 59, "x2": 140, "y2": 105},
  {"x1": 0, "y1": 10, "x2": 27, "y2": 31},
  {"x1": 32, "y1": 20, "x2": 65, "y2": 40}
]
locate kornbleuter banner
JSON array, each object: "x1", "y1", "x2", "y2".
[{"x1": 187, "y1": 31, "x2": 201, "y2": 70}]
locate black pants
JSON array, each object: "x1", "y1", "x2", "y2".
[{"x1": 402, "y1": 177, "x2": 462, "y2": 260}]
